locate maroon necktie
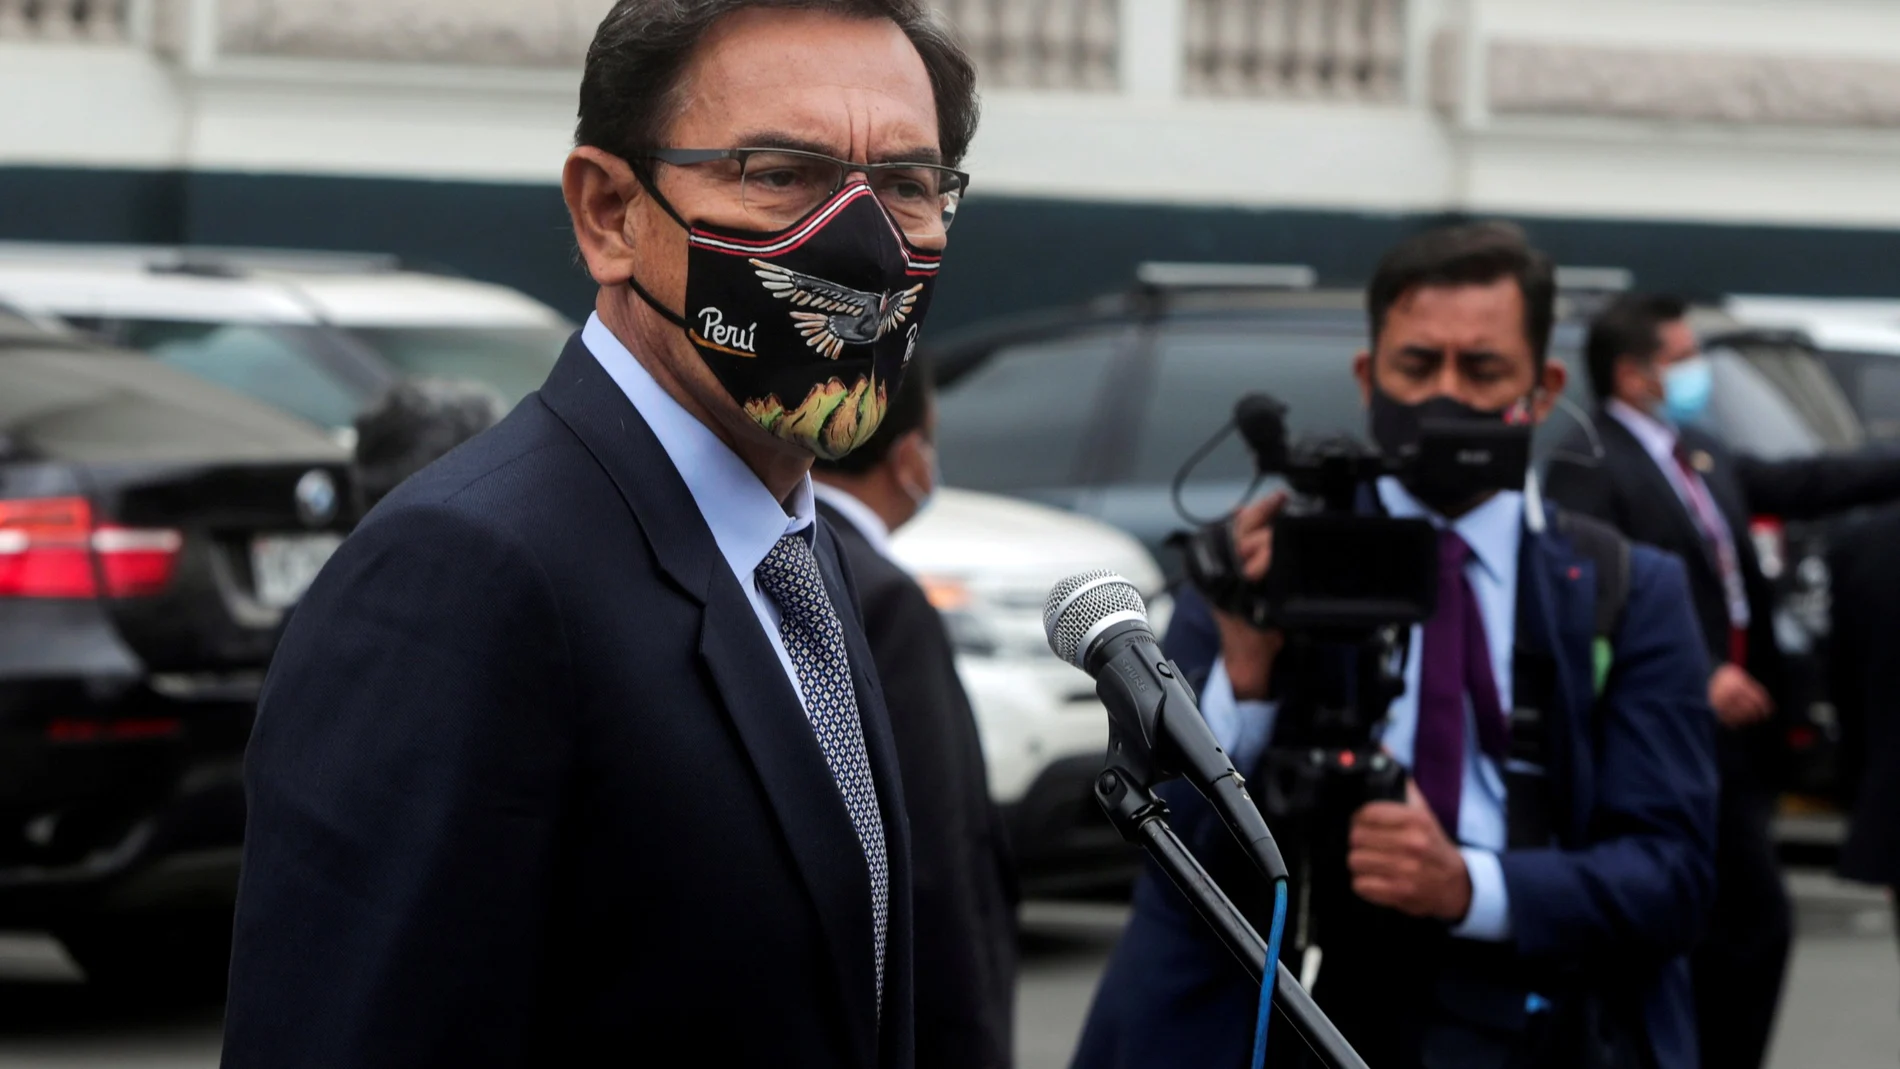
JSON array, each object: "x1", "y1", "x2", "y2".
[
  {"x1": 1671, "y1": 445, "x2": 1750, "y2": 665},
  {"x1": 1413, "y1": 530, "x2": 1510, "y2": 836}
]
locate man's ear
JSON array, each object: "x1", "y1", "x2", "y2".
[
  {"x1": 1610, "y1": 353, "x2": 1649, "y2": 407},
  {"x1": 1531, "y1": 358, "x2": 1569, "y2": 424},
  {"x1": 1353, "y1": 350, "x2": 1374, "y2": 407},
  {"x1": 563, "y1": 146, "x2": 642, "y2": 286}
]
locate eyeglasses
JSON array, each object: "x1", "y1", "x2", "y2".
[{"x1": 639, "y1": 147, "x2": 969, "y2": 242}]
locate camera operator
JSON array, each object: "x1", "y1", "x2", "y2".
[{"x1": 1073, "y1": 223, "x2": 1719, "y2": 1069}]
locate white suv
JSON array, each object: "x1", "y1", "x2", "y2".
[
  {"x1": 0, "y1": 243, "x2": 574, "y2": 441},
  {"x1": 892, "y1": 488, "x2": 1166, "y2": 895}
]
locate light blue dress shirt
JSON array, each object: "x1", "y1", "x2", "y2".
[
  {"x1": 582, "y1": 314, "x2": 816, "y2": 707},
  {"x1": 1201, "y1": 478, "x2": 1523, "y2": 941},
  {"x1": 1604, "y1": 399, "x2": 1749, "y2": 627}
]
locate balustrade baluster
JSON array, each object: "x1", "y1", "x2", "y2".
[
  {"x1": 1365, "y1": 0, "x2": 1403, "y2": 99},
  {"x1": 1326, "y1": 0, "x2": 1363, "y2": 100},
  {"x1": 1287, "y1": 0, "x2": 1325, "y2": 97},
  {"x1": 1081, "y1": 0, "x2": 1117, "y2": 91},
  {"x1": 0, "y1": 0, "x2": 28, "y2": 39}
]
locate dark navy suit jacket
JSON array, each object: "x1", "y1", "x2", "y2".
[
  {"x1": 223, "y1": 336, "x2": 914, "y2": 1068},
  {"x1": 1074, "y1": 507, "x2": 1718, "y2": 1069}
]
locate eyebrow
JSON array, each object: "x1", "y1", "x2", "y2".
[
  {"x1": 1396, "y1": 344, "x2": 1507, "y2": 362},
  {"x1": 730, "y1": 131, "x2": 945, "y2": 166}
]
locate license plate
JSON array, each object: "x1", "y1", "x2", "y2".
[{"x1": 251, "y1": 534, "x2": 343, "y2": 609}]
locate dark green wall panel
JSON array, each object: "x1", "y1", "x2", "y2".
[{"x1": 3, "y1": 166, "x2": 1898, "y2": 334}]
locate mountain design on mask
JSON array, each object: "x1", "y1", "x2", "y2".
[
  {"x1": 751, "y1": 258, "x2": 923, "y2": 361},
  {"x1": 744, "y1": 374, "x2": 891, "y2": 460}
]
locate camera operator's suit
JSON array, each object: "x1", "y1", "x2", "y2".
[{"x1": 1074, "y1": 483, "x2": 1718, "y2": 1069}]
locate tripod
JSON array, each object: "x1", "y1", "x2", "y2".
[{"x1": 1094, "y1": 758, "x2": 1369, "y2": 1069}]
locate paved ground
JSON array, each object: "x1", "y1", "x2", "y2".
[{"x1": 0, "y1": 869, "x2": 1888, "y2": 1067}]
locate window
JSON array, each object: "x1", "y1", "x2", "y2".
[
  {"x1": 1701, "y1": 348, "x2": 1822, "y2": 461},
  {"x1": 1843, "y1": 356, "x2": 1900, "y2": 443},
  {"x1": 345, "y1": 327, "x2": 572, "y2": 405},
  {"x1": 935, "y1": 328, "x2": 1126, "y2": 493},
  {"x1": 123, "y1": 321, "x2": 364, "y2": 430},
  {"x1": 1127, "y1": 323, "x2": 1367, "y2": 485}
]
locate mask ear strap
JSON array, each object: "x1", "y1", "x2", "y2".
[
  {"x1": 624, "y1": 161, "x2": 693, "y2": 331},
  {"x1": 631, "y1": 161, "x2": 693, "y2": 233},
  {"x1": 627, "y1": 271, "x2": 690, "y2": 331}
]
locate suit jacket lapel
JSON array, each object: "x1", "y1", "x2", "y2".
[
  {"x1": 1518, "y1": 526, "x2": 1601, "y2": 845},
  {"x1": 1600, "y1": 417, "x2": 1723, "y2": 581},
  {"x1": 538, "y1": 336, "x2": 880, "y2": 1066}
]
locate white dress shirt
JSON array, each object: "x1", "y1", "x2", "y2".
[
  {"x1": 1604, "y1": 399, "x2": 1750, "y2": 628},
  {"x1": 582, "y1": 313, "x2": 816, "y2": 706},
  {"x1": 1200, "y1": 478, "x2": 1522, "y2": 941},
  {"x1": 812, "y1": 481, "x2": 897, "y2": 562}
]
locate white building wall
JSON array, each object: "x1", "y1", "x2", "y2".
[{"x1": 5, "y1": 0, "x2": 1900, "y2": 229}]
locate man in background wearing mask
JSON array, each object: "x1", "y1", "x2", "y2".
[
  {"x1": 1545, "y1": 294, "x2": 1900, "y2": 1069},
  {"x1": 1076, "y1": 223, "x2": 1718, "y2": 1069},
  {"x1": 223, "y1": 2, "x2": 977, "y2": 1066},
  {"x1": 810, "y1": 355, "x2": 1019, "y2": 1069}
]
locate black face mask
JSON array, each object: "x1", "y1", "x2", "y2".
[
  {"x1": 628, "y1": 175, "x2": 941, "y2": 460},
  {"x1": 1368, "y1": 385, "x2": 1531, "y2": 516}
]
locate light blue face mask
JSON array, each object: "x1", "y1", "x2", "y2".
[
  {"x1": 1661, "y1": 355, "x2": 1713, "y2": 425},
  {"x1": 900, "y1": 438, "x2": 939, "y2": 514}
]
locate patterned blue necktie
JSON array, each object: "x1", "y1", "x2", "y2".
[{"x1": 755, "y1": 533, "x2": 889, "y2": 1012}]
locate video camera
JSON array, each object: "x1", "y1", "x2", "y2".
[
  {"x1": 1172, "y1": 392, "x2": 1531, "y2": 635},
  {"x1": 1167, "y1": 392, "x2": 1531, "y2": 968}
]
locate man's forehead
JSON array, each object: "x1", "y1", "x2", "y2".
[
  {"x1": 1383, "y1": 279, "x2": 1529, "y2": 347},
  {"x1": 674, "y1": 9, "x2": 938, "y2": 155}
]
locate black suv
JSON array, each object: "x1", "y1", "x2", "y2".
[
  {"x1": 0, "y1": 309, "x2": 354, "y2": 984},
  {"x1": 928, "y1": 275, "x2": 1868, "y2": 802}
]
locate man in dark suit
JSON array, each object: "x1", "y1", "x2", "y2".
[
  {"x1": 1544, "y1": 294, "x2": 1900, "y2": 1069},
  {"x1": 1076, "y1": 223, "x2": 1719, "y2": 1069},
  {"x1": 811, "y1": 356, "x2": 1019, "y2": 1069},
  {"x1": 1830, "y1": 505, "x2": 1900, "y2": 933},
  {"x1": 222, "y1": 3, "x2": 978, "y2": 1066}
]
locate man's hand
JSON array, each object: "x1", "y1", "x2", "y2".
[
  {"x1": 1348, "y1": 781, "x2": 1472, "y2": 922},
  {"x1": 1709, "y1": 663, "x2": 1773, "y2": 728},
  {"x1": 1215, "y1": 492, "x2": 1287, "y2": 700}
]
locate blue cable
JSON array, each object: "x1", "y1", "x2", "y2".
[{"x1": 1250, "y1": 878, "x2": 1289, "y2": 1069}]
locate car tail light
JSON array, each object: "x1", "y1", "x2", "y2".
[
  {"x1": 1749, "y1": 517, "x2": 1785, "y2": 582},
  {"x1": 0, "y1": 497, "x2": 182, "y2": 599}
]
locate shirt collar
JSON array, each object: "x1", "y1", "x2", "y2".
[
  {"x1": 1377, "y1": 477, "x2": 1523, "y2": 585},
  {"x1": 582, "y1": 313, "x2": 813, "y2": 578},
  {"x1": 1605, "y1": 397, "x2": 1679, "y2": 460},
  {"x1": 811, "y1": 482, "x2": 896, "y2": 561}
]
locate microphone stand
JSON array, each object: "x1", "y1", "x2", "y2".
[{"x1": 1094, "y1": 759, "x2": 1369, "y2": 1069}]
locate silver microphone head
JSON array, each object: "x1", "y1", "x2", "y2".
[{"x1": 1044, "y1": 570, "x2": 1151, "y2": 668}]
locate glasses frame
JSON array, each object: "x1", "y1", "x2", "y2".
[{"x1": 638, "y1": 147, "x2": 971, "y2": 232}]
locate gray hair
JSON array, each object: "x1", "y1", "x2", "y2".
[
  {"x1": 352, "y1": 378, "x2": 508, "y2": 508},
  {"x1": 576, "y1": 0, "x2": 979, "y2": 168}
]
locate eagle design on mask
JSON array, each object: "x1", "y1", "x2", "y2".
[{"x1": 751, "y1": 258, "x2": 923, "y2": 360}]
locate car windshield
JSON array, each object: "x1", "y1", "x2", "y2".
[
  {"x1": 1695, "y1": 344, "x2": 1860, "y2": 459},
  {"x1": 120, "y1": 320, "x2": 367, "y2": 430},
  {"x1": 346, "y1": 327, "x2": 572, "y2": 404},
  {"x1": 1130, "y1": 320, "x2": 1367, "y2": 485}
]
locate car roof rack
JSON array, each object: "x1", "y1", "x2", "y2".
[
  {"x1": 0, "y1": 242, "x2": 407, "y2": 277},
  {"x1": 1134, "y1": 261, "x2": 1318, "y2": 292},
  {"x1": 1554, "y1": 266, "x2": 1634, "y2": 294}
]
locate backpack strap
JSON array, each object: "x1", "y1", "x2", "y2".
[{"x1": 1552, "y1": 510, "x2": 1632, "y2": 694}]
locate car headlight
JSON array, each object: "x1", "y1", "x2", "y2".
[
  {"x1": 918, "y1": 574, "x2": 1172, "y2": 660},
  {"x1": 917, "y1": 575, "x2": 1053, "y2": 660}
]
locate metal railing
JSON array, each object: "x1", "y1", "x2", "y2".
[
  {"x1": 935, "y1": 0, "x2": 1119, "y2": 91},
  {"x1": 0, "y1": 0, "x2": 136, "y2": 40},
  {"x1": 1184, "y1": 0, "x2": 1404, "y2": 100}
]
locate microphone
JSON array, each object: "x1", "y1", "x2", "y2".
[{"x1": 1045, "y1": 570, "x2": 1287, "y2": 885}]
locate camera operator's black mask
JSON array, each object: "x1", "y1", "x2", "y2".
[
  {"x1": 625, "y1": 172, "x2": 941, "y2": 460},
  {"x1": 1368, "y1": 386, "x2": 1532, "y2": 516}
]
